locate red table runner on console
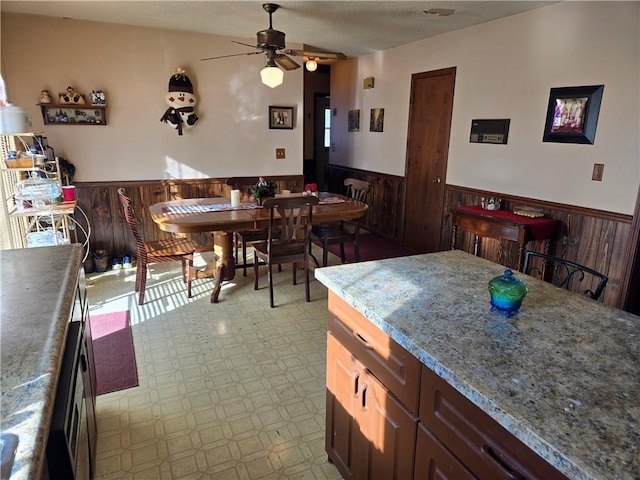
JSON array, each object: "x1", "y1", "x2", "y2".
[{"x1": 456, "y1": 205, "x2": 557, "y2": 241}]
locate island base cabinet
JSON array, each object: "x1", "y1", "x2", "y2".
[
  {"x1": 414, "y1": 423, "x2": 475, "y2": 480},
  {"x1": 419, "y1": 366, "x2": 569, "y2": 480},
  {"x1": 326, "y1": 332, "x2": 417, "y2": 480}
]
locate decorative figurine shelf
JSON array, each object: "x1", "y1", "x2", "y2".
[{"x1": 38, "y1": 103, "x2": 107, "y2": 126}]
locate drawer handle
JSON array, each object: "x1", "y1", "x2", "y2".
[
  {"x1": 353, "y1": 331, "x2": 373, "y2": 350},
  {"x1": 482, "y1": 444, "x2": 526, "y2": 480},
  {"x1": 361, "y1": 384, "x2": 368, "y2": 410}
]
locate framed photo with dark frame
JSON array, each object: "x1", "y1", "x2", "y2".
[
  {"x1": 542, "y1": 85, "x2": 604, "y2": 144},
  {"x1": 348, "y1": 109, "x2": 360, "y2": 132},
  {"x1": 269, "y1": 106, "x2": 294, "y2": 129}
]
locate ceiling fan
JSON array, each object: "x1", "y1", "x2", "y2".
[{"x1": 201, "y1": 3, "x2": 346, "y2": 87}]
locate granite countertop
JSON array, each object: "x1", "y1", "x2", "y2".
[
  {"x1": 1, "y1": 244, "x2": 82, "y2": 480},
  {"x1": 315, "y1": 250, "x2": 640, "y2": 480}
]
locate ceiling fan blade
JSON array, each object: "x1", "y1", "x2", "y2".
[
  {"x1": 284, "y1": 49, "x2": 346, "y2": 61},
  {"x1": 274, "y1": 54, "x2": 300, "y2": 71},
  {"x1": 232, "y1": 40, "x2": 260, "y2": 50},
  {"x1": 201, "y1": 51, "x2": 262, "y2": 61}
]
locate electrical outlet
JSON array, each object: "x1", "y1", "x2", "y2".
[
  {"x1": 276, "y1": 148, "x2": 285, "y2": 159},
  {"x1": 592, "y1": 163, "x2": 604, "y2": 181}
]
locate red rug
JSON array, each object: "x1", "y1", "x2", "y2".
[
  {"x1": 324, "y1": 232, "x2": 414, "y2": 263},
  {"x1": 91, "y1": 311, "x2": 139, "y2": 395}
]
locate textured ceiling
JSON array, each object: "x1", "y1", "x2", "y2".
[{"x1": 1, "y1": 1, "x2": 556, "y2": 58}]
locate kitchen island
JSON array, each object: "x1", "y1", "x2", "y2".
[
  {"x1": 0, "y1": 244, "x2": 95, "y2": 480},
  {"x1": 315, "y1": 250, "x2": 639, "y2": 480}
]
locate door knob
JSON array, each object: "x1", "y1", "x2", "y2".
[{"x1": 432, "y1": 177, "x2": 441, "y2": 184}]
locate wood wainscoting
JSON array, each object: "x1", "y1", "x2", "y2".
[
  {"x1": 327, "y1": 164, "x2": 633, "y2": 308},
  {"x1": 74, "y1": 175, "x2": 304, "y2": 262},
  {"x1": 76, "y1": 169, "x2": 632, "y2": 309}
]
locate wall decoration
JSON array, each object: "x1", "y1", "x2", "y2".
[
  {"x1": 40, "y1": 90, "x2": 52, "y2": 104},
  {"x1": 59, "y1": 86, "x2": 86, "y2": 105},
  {"x1": 160, "y1": 67, "x2": 199, "y2": 136},
  {"x1": 90, "y1": 90, "x2": 107, "y2": 105},
  {"x1": 370, "y1": 108, "x2": 384, "y2": 132},
  {"x1": 348, "y1": 110, "x2": 360, "y2": 132},
  {"x1": 542, "y1": 85, "x2": 604, "y2": 144},
  {"x1": 269, "y1": 106, "x2": 294, "y2": 129}
]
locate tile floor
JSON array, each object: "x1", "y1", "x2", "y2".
[{"x1": 87, "y1": 248, "x2": 343, "y2": 480}]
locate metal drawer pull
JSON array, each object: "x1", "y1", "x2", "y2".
[
  {"x1": 482, "y1": 444, "x2": 526, "y2": 480},
  {"x1": 353, "y1": 331, "x2": 373, "y2": 350}
]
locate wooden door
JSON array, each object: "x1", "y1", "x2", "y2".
[{"x1": 402, "y1": 67, "x2": 456, "y2": 253}]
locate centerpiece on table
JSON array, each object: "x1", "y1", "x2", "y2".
[{"x1": 252, "y1": 177, "x2": 277, "y2": 205}]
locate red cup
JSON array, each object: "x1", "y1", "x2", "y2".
[{"x1": 62, "y1": 185, "x2": 76, "y2": 202}]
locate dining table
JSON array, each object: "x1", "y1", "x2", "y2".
[{"x1": 149, "y1": 192, "x2": 368, "y2": 302}]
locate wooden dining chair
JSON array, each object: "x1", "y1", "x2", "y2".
[
  {"x1": 117, "y1": 188, "x2": 198, "y2": 305},
  {"x1": 523, "y1": 250, "x2": 608, "y2": 301},
  {"x1": 253, "y1": 196, "x2": 319, "y2": 308},
  {"x1": 225, "y1": 177, "x2": 270, "y2": 276},
  {"x1": 310, "y1": 178, "x2": 371, "y2": 267}
]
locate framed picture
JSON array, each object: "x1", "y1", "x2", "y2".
[
  {"x1": 269, "y1": 106, "x2": 294, "y2": 129},
  {"x1": 370, "y1": 108, "x2": 384, "y2": 132},
  {"x1": 542, "y1": 85, "x2": 604, "y2": 144},
  {"x1": 348, "y1": 109, "x2": 360, "y2": 132}
]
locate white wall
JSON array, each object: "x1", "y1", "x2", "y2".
[
  {"x1": 1, "y1": 14, "x2": 304, "y2": 182},
  {"x1": 330, "y1": 2, "x2": 640, "y2": 215}
]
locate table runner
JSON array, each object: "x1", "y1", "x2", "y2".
[
  {"x1": 457, "y1": 205, "x2": 557, "y2": 240},
  {"x1": 162, "y1": 196, "x2": 347, "y2": 214}
]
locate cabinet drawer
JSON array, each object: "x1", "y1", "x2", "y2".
[
  {"x1": 419, "y1": 366, "x2": 569, "y2": 480},
  {"x1": 415, "y1": 422, "x2": 476, "y2": 480},
  {"x1": 328, "y1": 291, "x2": 421, "y2": 414}
]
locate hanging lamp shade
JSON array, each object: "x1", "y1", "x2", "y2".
[
  {"x1": 260, "y1": 60, "x2": 284, "y2": 88},
  {"x1": 305, "y1": 59, "x2": 318, "y2": 72}
]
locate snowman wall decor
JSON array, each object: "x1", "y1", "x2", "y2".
[{"x1": 160, "y1": 67, "x2": 199, "y2": 136}]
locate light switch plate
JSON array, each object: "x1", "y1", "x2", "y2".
[
  {"x1": 276, "y1": 148, "x2": 285, "y2": 159},
  {"x1": 592, "y1": 163, "x2": 604, "y2": 181}
]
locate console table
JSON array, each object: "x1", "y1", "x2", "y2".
[{"x1": 451, "y1": 205, "x2": 557, "y2": 271}]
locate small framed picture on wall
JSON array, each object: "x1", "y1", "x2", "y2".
[
  {"x1": 370, "y1": 108, "x2": 384, "y2": 132},
  {"x1": 269, "y1": 106, "x2": 294, "y2": 129}
]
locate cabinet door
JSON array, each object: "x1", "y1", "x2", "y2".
[
  {"x1": 326, "y1": 332, "x2": 362, "y2": 479},
  {"x1": 415, "y1": 423, "x2": 476, "y2": 480},
  {"x1": 358, "y1": 368, "x2": 417, "y2": 480},
  {"x1": 326, "y1": 333, "x2": 418, "y2": 480}
]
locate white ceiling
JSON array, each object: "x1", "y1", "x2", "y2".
[{"x1": 1, "y1": 1, "x2": 556, "y2": 58}]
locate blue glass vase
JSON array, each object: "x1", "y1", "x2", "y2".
[{"x1": 488, "y1": 269, "x2": 527, "y2": 317}]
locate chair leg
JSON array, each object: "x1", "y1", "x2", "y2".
[
  {"x1": 187, "y1": 257, "x2": 193, "y2": 298},
  {"x1": 242, "y1": 238, "x2": 248, "y2": 277},
  {"x1": 254, "y1": 251, "x2": 260, "y2": 290},
  {"x1": 354, "y1": 239, "x2": 360, "y2": 263},
  {"x1": 293, "y1": 262, "x2": 297, "y2": 285},
  {"x1": 268, "y1": 262, "x2": 275, "y2": 308},
  {"x1": 138, "y1": 263, "x2": 148, "y2": 305},
  {"x1": 181, "y1": 259, "x2": 187, "y2": 283},
  {"x1": 322, "y1": 240, "x2": 329, "y2": 267},
  {"x1": 305, "y1": 262, "x2": 311, "y2": 302},
  {"x1": 340, "y1": 243, "x2": 346, "y2": 263}
]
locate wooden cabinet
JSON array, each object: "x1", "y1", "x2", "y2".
[
  {"x1": 418, "y1": 366, "x2": 569, "y2": 480},
  {"x1": 46, "y1": 265, "x2": 97, "y2": 480},
  {"x1": 326, "y1": 290, "x2": 569, "y2": 480},
  {"x1": 38, "y1": 103, "x2": 107, "y2": 125},
  {"x1": 326, "y1": 332, "x2": 417, "y2": 480},
  {"x1": 326, "y1": 291, "x2": 420, "y2": 480},
  {"x1": 415, "y1": 423, "x2": 475, "y2": 480}
]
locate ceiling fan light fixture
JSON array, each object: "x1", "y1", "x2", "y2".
[
  {"x1": 260, "y1": 60, "x2": 284, "y2": 88},
  {"x1": 305, "y1": 58, "x2": 318, "y2": 72}
]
